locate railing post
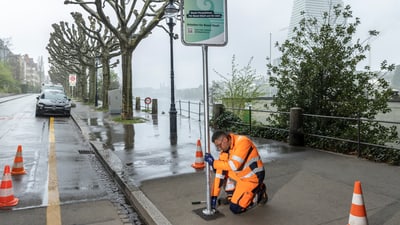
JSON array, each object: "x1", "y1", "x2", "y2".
[
  {"x1": 249, "y1": 105, "x2": 252, "y2": 133},
  {"x1": 289, "y1": 107, "x2": 304, "y2": 146},
  {"x1": 212, "y1": 104, "x2": 224, "y2": 120},
  {"x1": 135, "y1": 97, "x2": 141, "y2": 110},
  {"x1": 188, "y1": 101, "x2": 191, "y2": 119},
  {"x1": 151, "y1": 98, "x2": 158, "y2": 114},
  {"x1": 179, "y1": 100, "x2": 182, "y2": 116},
  {"x1": 199, "y1": 102, "x2": 201, "y2": 121}
]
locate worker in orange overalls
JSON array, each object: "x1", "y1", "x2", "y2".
[{"x1": 204, "y1": 130, "x2": 268, "y2": 214}]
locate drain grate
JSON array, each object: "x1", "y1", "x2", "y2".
[{"x1": 78, "y1": 149, "x2": 94, "y2": 154}]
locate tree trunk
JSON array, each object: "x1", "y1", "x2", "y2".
[
  {"x1": 102, "y1": 57, "x2": 110, "y2": 110},
  {"x1": 121, "y1": 47, "x2": 134, "y2": 120},
  {"x1": 78, "y1": 66, "x2": 88, "y2": 102},
  {"x1": 89, "y1": 65, "x2": 95, "y2": 103},
  {"x1": 83, "y1": 67, "x2": 88, "y2": 102}
]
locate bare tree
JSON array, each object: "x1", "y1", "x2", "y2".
[
  {"x1": 71, "y1": 12, "x2": 120, "y2": 110},
  {"x1": 47, "y1": 21, "x2": 97, "y2": 101},
  {"x1": 65, "y1": 0, "x2": 170, "y2": 119}
]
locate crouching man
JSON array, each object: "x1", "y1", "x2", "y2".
[{"x1": 205, "y1": 130, "x2": 268, "y2": 214}]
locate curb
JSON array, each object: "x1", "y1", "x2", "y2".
[
  {"x1": 71, "y1": 108, "x2": 172, "y2": 225},
  {"x1": 0, "y1": 94, "x2": 31, "y2": 104}
]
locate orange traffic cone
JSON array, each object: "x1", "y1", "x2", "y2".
[
  {"x1": 348, "y1": 181, "x2": 368, "y2": 225},
  {"x1": 0, "y1": 165, "x2": 19, "y2": 208},
  {"x1": 191, "y1": 139, "x2": 205, "y2": 169},
  {"x1": 11, "y1": 145, "x2": 26, "y2": 175}
]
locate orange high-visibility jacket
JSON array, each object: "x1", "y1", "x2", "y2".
[{"x1": 212, "y1": 134, "x2": 264, "y2": 197}]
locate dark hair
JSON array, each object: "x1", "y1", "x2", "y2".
[{"x1": 211, "y1": 130, "x2": 229, "y2": 142}]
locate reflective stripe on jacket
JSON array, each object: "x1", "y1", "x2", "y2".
[{"x1": 211, "y1": 153, "x2": 229, "y2": 197}]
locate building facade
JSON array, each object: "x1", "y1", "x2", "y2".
[
  {"x1": 0, "y1": 38, "x2": 43, "y2": 93},
  {"x1": 288, "y1": 0, "x2": 344, "y2": 39}
]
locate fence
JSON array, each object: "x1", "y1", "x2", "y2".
[
  {"x1": 225, "y1": 105, "x2": 400, "y2": 156},
  {"x1": 174, "y1": 99, "x2": 400, "y2": 156},
  {"x1": 302, "y1": 112, "x2": 400, "y2": 156},
  {"x1": 177, "y1": 100, "x2": 203, "y2": 121}
]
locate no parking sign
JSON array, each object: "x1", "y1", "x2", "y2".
[
  {"x1": 69, "y1": 74, "x2": 76, "y2": 87},
  {"x1": 144, "y1": 97, "x2": 152, "y2": 105}
]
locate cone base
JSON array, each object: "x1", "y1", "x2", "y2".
[
  {"x1": 11, "y1": 169, "x2": 26, "y2": 175},
  {"x1": 0, "y1": 197, "x2": 19, "y2": 208},
  {"x1": 192, "y1": 163, "x2": 205, "y2": 169}
]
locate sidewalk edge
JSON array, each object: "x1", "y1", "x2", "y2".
[
  {"x1": 90, "y1": 141, "x2": 172, "y2": 225},
  {"x1": 71, "y1": 110, "x2": 172, "y2": 225}
]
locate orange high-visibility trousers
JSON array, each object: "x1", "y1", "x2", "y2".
[{"x1": 229, "y1": 179, "x2": 259, "y2": 214}]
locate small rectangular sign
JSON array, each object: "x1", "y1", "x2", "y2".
[
  {"x1": 181, "y1": 0, "x2": 228, "y2": 46},
  {"x1": 69, "y1": 74, "x2": 76, "y2": 87}
]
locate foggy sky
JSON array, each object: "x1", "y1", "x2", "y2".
[{"x1": 1, "y1": 0, "x2": 399, "y2": 89}]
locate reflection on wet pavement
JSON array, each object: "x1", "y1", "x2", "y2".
[{"x1": 81, "y1": 109, "x2": 303, "y2": 186}]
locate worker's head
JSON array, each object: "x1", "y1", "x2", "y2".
[{"x1": 212, "y1": 130, "x2": 230, "y2": 152}]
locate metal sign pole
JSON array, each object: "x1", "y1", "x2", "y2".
[
  {"x1": 201, "y1": 45, "x2": 215, "y2": 215},
  {"x1": 180, "y1": 0, "x2": 228, "y2": 217}
]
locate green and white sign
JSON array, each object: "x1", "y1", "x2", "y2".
[{"x1": 181, "y1": 0, "x2": 228, "y2": 46}]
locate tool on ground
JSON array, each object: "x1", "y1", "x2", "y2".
[{"x1": 191, "y1": 200, "x2": 206, "y2": 205}]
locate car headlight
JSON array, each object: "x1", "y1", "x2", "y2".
[{"x1": 37, "y1": 103, "x2": 45, "y2": 109}]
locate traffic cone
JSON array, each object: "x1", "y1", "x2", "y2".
[
  {"x1": 191, "y1": 139, "x2": 205, "y2": 169},
  {"x1": 348, "y1": 181, "x2": 368, "y2": 225},
  {"x1": 11, "y1": 144, "x2": 26, "y2": 175},
  {"x1": 0, "y1": 165, "x2": 19, "y2": 208}
]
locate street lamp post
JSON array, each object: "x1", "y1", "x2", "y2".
[{"x1": 165, "y1": 1, "x2": 179, "y2": 145}]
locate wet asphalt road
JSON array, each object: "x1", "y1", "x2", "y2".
[{"x1": 0, "y1": 94, "x2": 140, "y2": 224}]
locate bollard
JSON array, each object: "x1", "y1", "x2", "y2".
[
  {"x1": 212, "y1": 104, "x2": 225, "y2": 120},
  {"x1": 289, "y1": 107, "x2": 304, "y2": 146},
  {"x1": 151, "y1": 99, "x2": 158, "y2": 114},
  {"x1": 135, "y1": 97, "x2": 140, "y2": 110}
]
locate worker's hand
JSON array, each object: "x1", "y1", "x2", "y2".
[
  {"x1": 211, "y1": 196, "x2": 218, "y2": 209},
  {"x1": 204, "y1": 153, "x2": 214, "y2": 167}
]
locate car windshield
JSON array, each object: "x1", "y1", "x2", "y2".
[
  {"x1": 42, "y1": 91, "x2": 67, "y2": 100},
  {"x1": 41, "y1": 84, "x2": 64, "y2": 93}
]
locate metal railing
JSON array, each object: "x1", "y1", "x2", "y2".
[
  {"x1": 302, "y1": 113, "x2": 400, "y2": 156},
  {"x1": 177, "y1": 100, "x2": 202, "y2": 121},
  {"x1": 222, "y1": 106, "x2": 291, "y2": 135},
  {"x1": 173, "y1": 99, "x2": 400, "y2": 156},
  {"x1": 225, "y1": 105, "x2": 400, "y2": 155}
]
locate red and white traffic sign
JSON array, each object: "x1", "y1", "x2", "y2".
[
  {"x1": 144, "y1": 97, "x2": 152, "y2": 105},
  {"x1": 69, "y1": 74, "x2": 77, "y2": 87}
]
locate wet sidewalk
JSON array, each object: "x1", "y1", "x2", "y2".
[{"x1": 71, "y1": 101, "x2": 400, "y2": 225}]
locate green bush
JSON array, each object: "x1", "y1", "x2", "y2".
[{"x1": 210, "y1": 111, "x2": 242, "y2": 131}]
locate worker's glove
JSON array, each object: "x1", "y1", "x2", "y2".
[
  {"x1": 204, "y1": 153, "x2": 214, "y2": 167},
  {"x1": 211, "y1": 196, "x2": 218, "y2": 209}
]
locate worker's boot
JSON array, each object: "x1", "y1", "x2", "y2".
[
  {"x1": 218, "y1": 194, "x2": 232, "y2": 205},
  {"x1": 258, "y1": 183, "x2": 268, "y2": 205}
]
